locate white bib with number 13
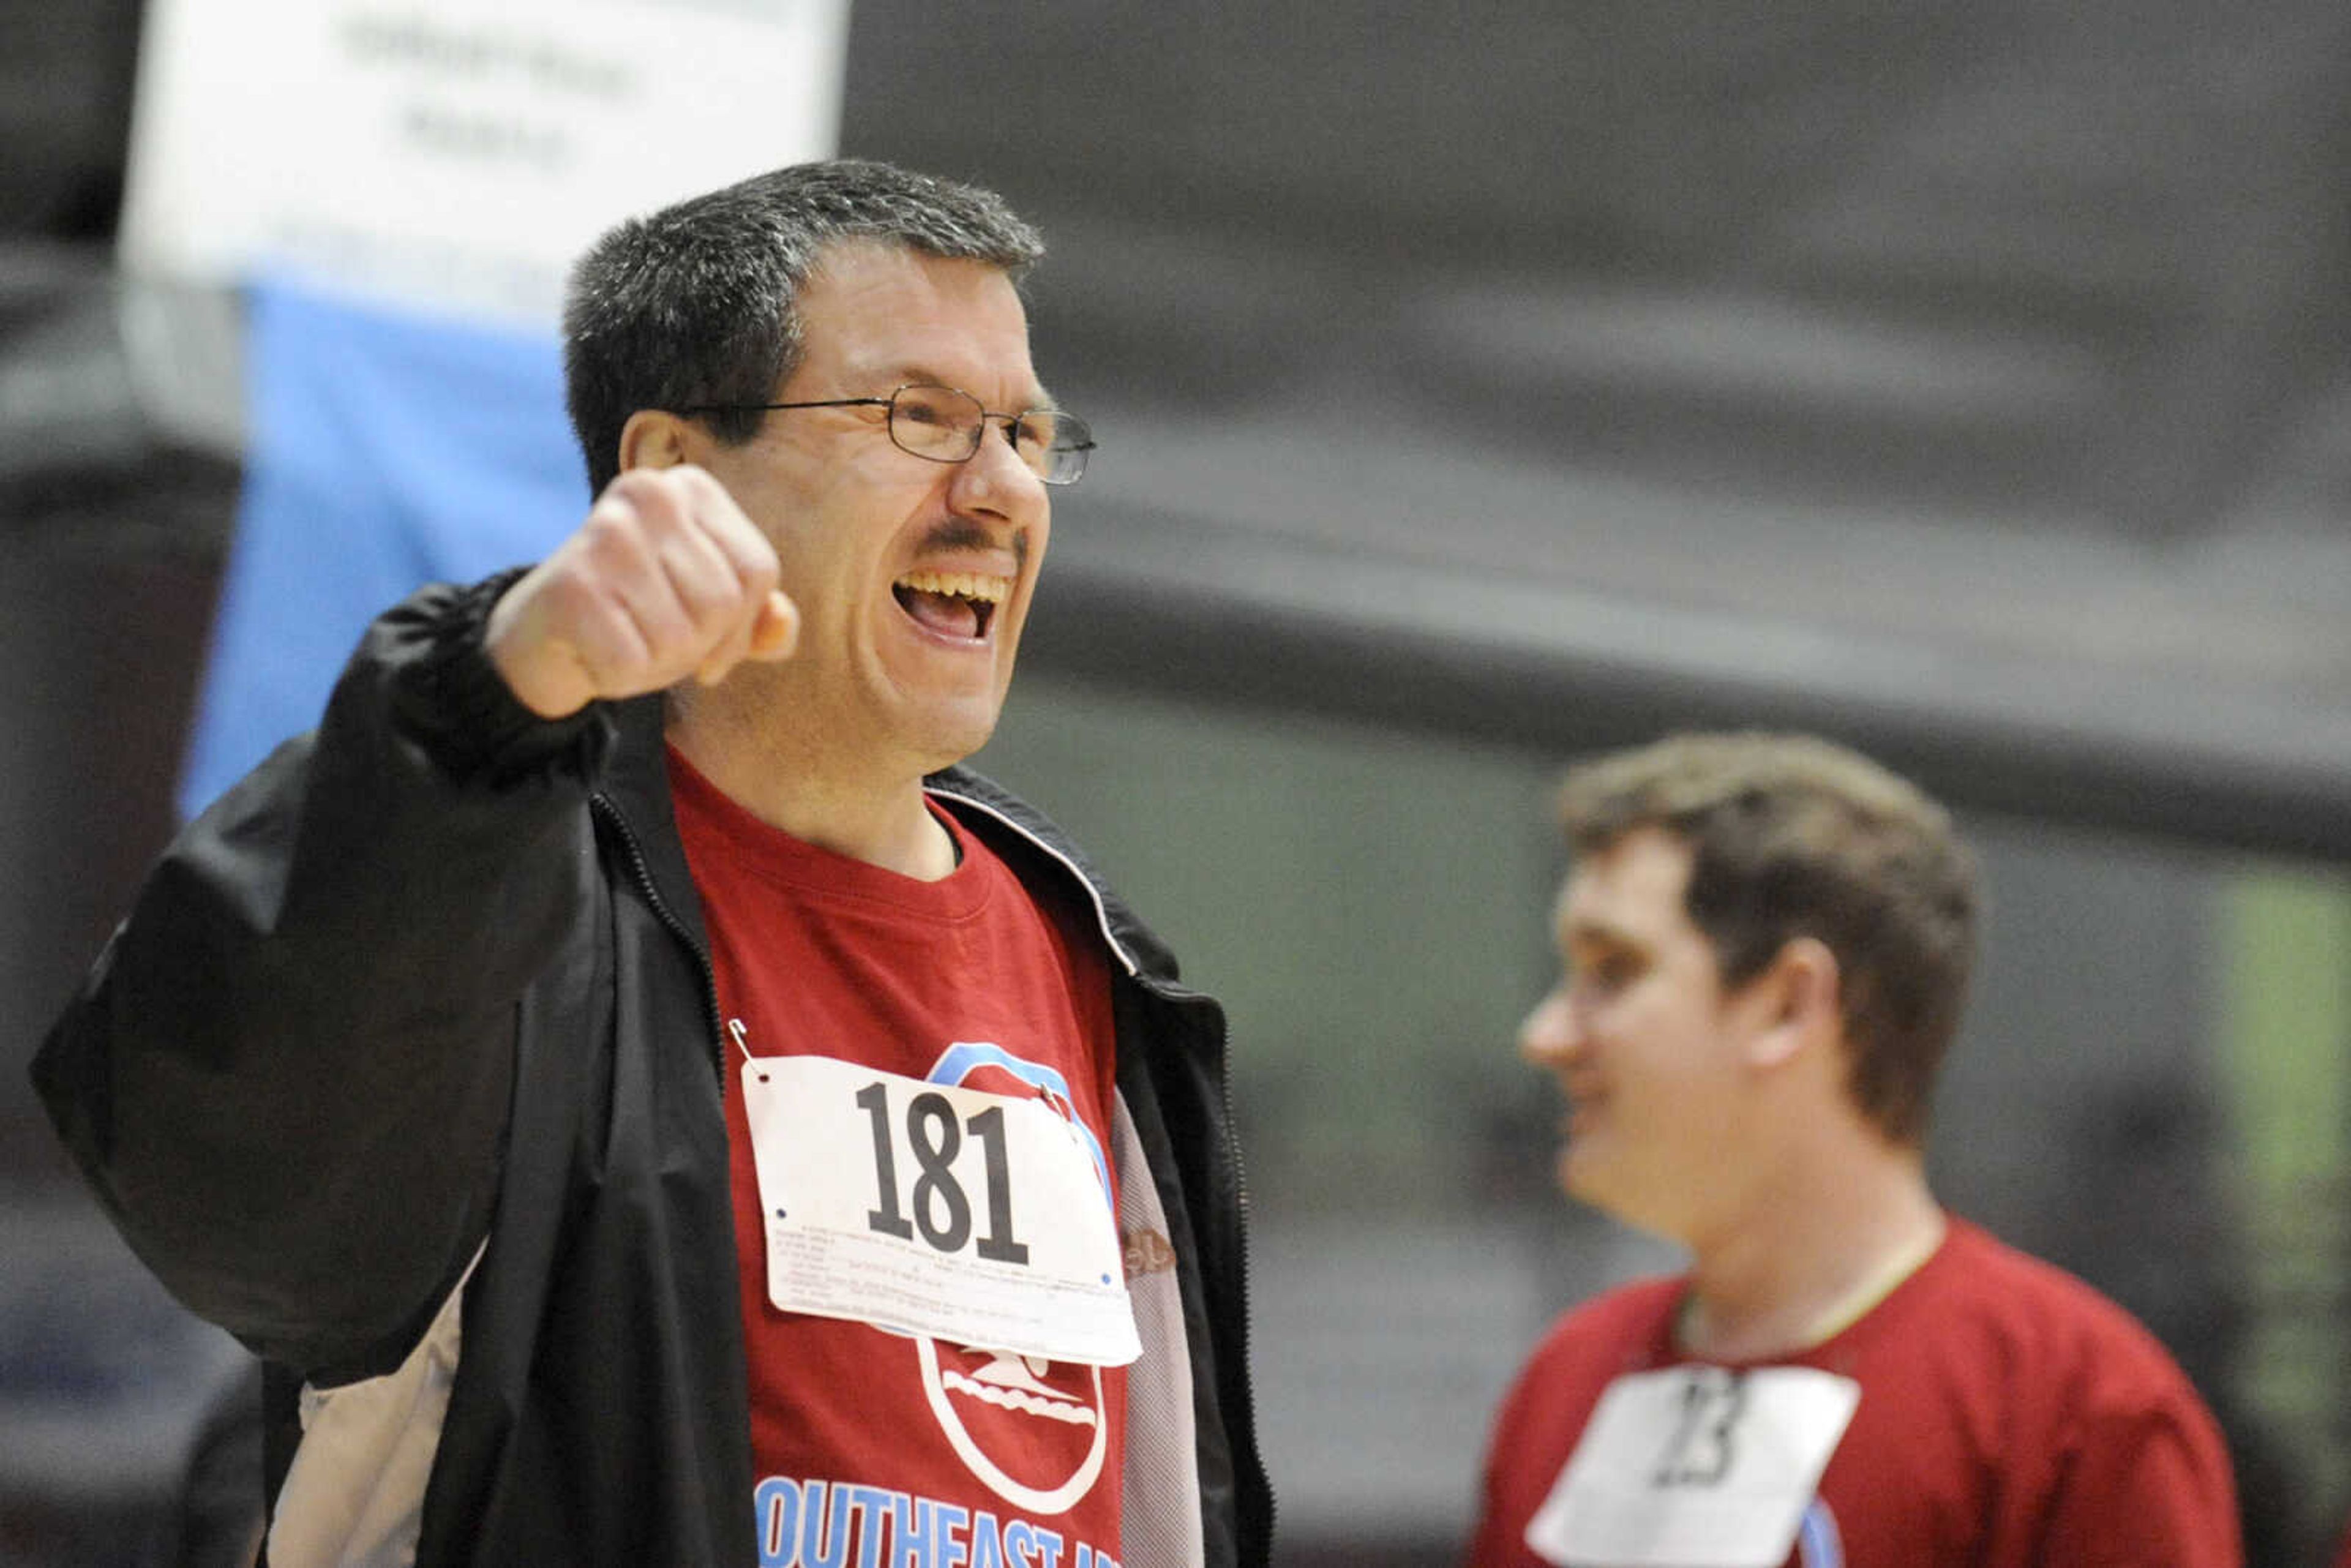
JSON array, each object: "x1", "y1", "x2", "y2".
[{"x1": 1524, "y1": 1364, "x2": 1859, "y2": 1567}]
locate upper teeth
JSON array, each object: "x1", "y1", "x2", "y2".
[{"x1": 898, "y1": 570, "x2": 1007, "y2": 603}]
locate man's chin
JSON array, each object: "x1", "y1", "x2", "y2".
[
  {"x1": 1558, "y1": 1145, "x2": 1625, "y2": 1214},
  {"x1": 907, "y1": 713, "x2": 1005, "y2": 781},
  {"x1": 1557, "y1": 1146, "x2": 1595, "y2": 1202},
  {"x1": 881, "y1": 657, "x2": 1013, "y2": 750}
]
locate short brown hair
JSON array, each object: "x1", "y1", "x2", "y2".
[{"x1": 1554, "y1": 732, "x2": 1979, "y2": 1146}]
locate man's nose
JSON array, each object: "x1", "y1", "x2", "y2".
[
  {"x1": 1518, "y1": 989, "x2": 1579, "y2": 1067},
  {"x1": 950, "y1": 418, "x2": 1049, "y2": 518}
]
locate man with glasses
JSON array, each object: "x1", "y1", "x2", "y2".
[{"x1": 35, "y1": 160, "x2": 1270, "y2": 1568}]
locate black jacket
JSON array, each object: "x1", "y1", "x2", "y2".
[{"x1": 34, "y1": 574, "x2": 1272, "y2": 1566}]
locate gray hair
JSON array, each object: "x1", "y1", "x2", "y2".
[{"x1": 562, "y1": 159, "x2": 1044, "y2": 493}]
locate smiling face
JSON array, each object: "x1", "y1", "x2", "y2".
[
  {"x1": 687, "y1": 239, "x2": 1053, "y2": 781},
  {"x1": 1518, "y1": 827, "x2": 1773, "y2": 1243}
]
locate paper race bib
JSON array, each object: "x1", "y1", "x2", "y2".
[
  {"x1": 1524, "y1": 1365, "x2": 1859, "y2": 1567},
  {"x1": 741, "y1": 1056, "x2": 1139, "y2": 1367}
]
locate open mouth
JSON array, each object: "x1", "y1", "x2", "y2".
[{"x1": 893, "y1": 569, "x2": 1007, "y2": 640}]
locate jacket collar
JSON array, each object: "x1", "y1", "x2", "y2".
[{"x1": 922, "y1": 770, "x2": 1179, "y2": 983}]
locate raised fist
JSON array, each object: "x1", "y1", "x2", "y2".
[{"x1": 486, "y1": 465, "x2": 799, "y2": 719}]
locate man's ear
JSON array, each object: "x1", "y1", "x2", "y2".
[
  {"x1": 618, "y1": 408, "x2": 694, "y2": 473},
  {"x1": 1747, "y1": 936, "x2": 1842, "y2": 1070}
]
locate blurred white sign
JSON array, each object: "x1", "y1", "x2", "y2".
[{"x1": 118, "y1": 0, "x2": 851, "y2": 327}]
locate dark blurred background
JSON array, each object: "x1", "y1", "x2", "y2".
[{"x1": 4, "y1": 3, "x2": 2349, "y2": 1564}]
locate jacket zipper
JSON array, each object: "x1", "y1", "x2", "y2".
[
  {"x1": 590, "y1": 793, "x2": 728, "y2": 1081},
  {"x1": 1179, "y1": 981, "x2": 1272, "y2": 1553}
]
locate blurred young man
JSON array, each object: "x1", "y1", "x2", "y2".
[
  {"x1": 1467, "y1": 732, "x2": 2238, "y2": 1567},
  {"x1": 35, "y1": 160, "x2": 1269, "y2": 1568}
]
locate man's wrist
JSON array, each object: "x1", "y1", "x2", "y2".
[{"x1": 403, "y1": 569, "x2": 609, "y2": 785}]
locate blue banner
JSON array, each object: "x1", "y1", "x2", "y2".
[{"x1": 179, "y1": 279, "x2": 587, "y2": 815}]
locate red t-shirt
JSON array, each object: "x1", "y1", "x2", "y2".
[
  {"x1": 670, "y1": 752, "x2": 1128, "y2": 1568},
  {"x1": 1468, "y1": 1217, "x2": 2241, "y2": 1567}
]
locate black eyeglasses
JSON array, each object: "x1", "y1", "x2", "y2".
[{"x1": 680, "y1": 383, "x2": 1095, "y2": 486}]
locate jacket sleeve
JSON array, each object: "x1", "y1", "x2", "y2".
[{"x1": 31, "y1": 571, "x2": 611, "y2": 1379}]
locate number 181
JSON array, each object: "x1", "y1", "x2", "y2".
[{"x1": 855, "y1": 1082, "x2": 1030, "y2": 1265}]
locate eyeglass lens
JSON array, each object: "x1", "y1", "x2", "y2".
[{"x1": 887, "y1": 386, "x2": 1092, "y2": 485}]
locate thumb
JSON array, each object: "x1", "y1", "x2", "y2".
[{"x1": 746, "y1": 590, "x2": 799, "y2": 661}]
